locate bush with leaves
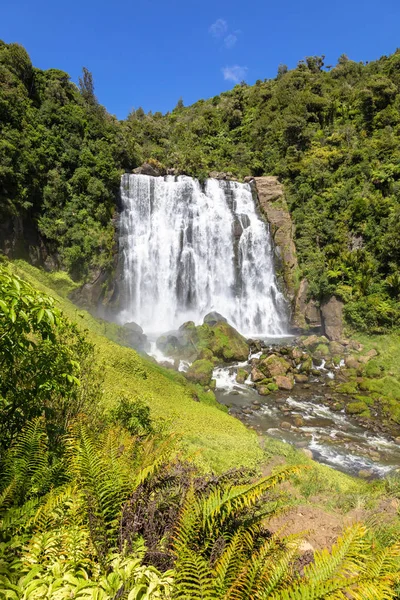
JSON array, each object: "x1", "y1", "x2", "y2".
[{"x1": 0, "y1": 265, "x2": 99, "y2": 452}]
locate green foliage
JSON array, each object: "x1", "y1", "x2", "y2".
[
  {"x1": 0, "y1": 265, "x2": 98, "y2": 451},
  {"x1": 3, "y1": 44, "x2": 400, "y2": 328},
  {"x1": 109, "y1": 397, "x2": 154, "y2": 437}
]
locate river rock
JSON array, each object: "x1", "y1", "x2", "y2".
[
  {"x1": 275, "y1": 375, "x2": 294, "y2": 391},
  {"x1": 203, "y1": 311, "x2": 228, "y2": 326},
  {"x1": 294, "y1": 374, "x2": 308, "y2": 383},
  {"x1": 236, "y1": 368, "x2": 248, "y2": 384},
  {"x1": 294, "y1": 415, "x2": 304, "y2": 427},
  {"x1": 251, "y1": 367, "x2": 265, "y2": 383},
  {"x1": 280, "y1": 421, "x2": 292, "y2": 430},
  {"x1": 301, "y1": 449, "x2": 313, "y2": 459},
  {"x1": 345, "y1": 355, "x2": 360, "y2": 369},
  {"x1": 185, "y1": 359, "x2": 214, "y2": 386},
  {"x1": 358, "y1": 469, "x2": 374, "y2": 479},
  {"x1": 121, "y1": 321, "x2": 150, "y2": 352},
  {"x1": 257, "y1": 385, "x2": 271, "y2": 396},
  {"x1": 329, "y1": 341, "x2": 345, "y2": 355},
  {"x1": 302, "y1": 335, "x2": 320, "y2": 349},
  {"x1": 261, "y1": 354, "x2": 291, "y2": 377},
  {"x1": 299, "y1": 357, "x2": 312, "y2": 373}
]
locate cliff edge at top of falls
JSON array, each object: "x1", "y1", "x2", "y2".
[{"x1": 253, "y1": 177, "x2": 299, "y2": 307}]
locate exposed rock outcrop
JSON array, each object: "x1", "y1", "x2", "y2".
[
  {"x1": 321, "y1": 296, "x2": 344, "y2": 341},
  {"x1": 132, "y1": 162, "x2": 162, "y2": 177},
  {"x1": 253, "y1": 176, "x2": 299, "y2": 320},
  {"x1": 294, "y1": 279, "x2": 322, "y2": 330}
]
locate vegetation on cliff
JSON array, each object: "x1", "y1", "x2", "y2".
[{"x1": 2, "y1": 42, "x2": 400, "y2": 332}]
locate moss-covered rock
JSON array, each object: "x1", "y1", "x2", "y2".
[
  {"x1": 314, "y1": 343, "x2": 330, "y2": 357},
  {"x1": 156, "y1": 320, "x2": 249, "y2": 363},
  {"x1": 346, "y1": 401, "x2": 370, "y2": 415},
  {"x1": 186, "y1": 359, "x2": 214, "y2": 386},
  {"x1": 267, "y1": 382, "x2": 279, "y2": 392},
  {"x1": 336, "y1": 381, "x2": 358, "y2": 394},
  {"x1": 206, "y1": 321, "x2": 249, "y2": 361},
  {"x1": 274, "y1": 375, "x2": 294, "y2": 390},
  {"x1": 299, "y1": 356, "x2": 312, "y2": 373},
  {"x1": 257, "y1": 385, "x2": 271, "y2": 396},
  {"x1": 236, "y1": 367, "x2": 248, "y2": 384},
  {"x1": 261, "y1": 354, "x2": 290, "y2": 378}
]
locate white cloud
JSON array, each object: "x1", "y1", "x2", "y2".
[
  {"x1": 224, "y1": 34, "x2": 237, "y2": 49},
  {"x1": 222, "y1": 65, "x2": 248, "y2": 83},
  {"x1": 209, "y1": 18, "x2": 228, "y2": 38}
]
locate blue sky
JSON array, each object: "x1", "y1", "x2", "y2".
[{"x1": 2, "y1": 0, "x2": 400, "y2": 119}]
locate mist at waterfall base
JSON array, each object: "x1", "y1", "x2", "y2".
[{"x1": 118, "y1": 174, "x2": 287, "y2": 337}]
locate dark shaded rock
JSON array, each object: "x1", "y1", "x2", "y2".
[
  {"x1": 133, "y1": 162, "x2": 162, "y2": 177},
  {"x1": 203, "y1": 312, "x2": 228, "y2": 326},
  {"x1": 294, "y1": 279, "x2": 322, "y2": 330},
  {"x1": 121, "y1": 321, "x2": 150, "y2": 352}
]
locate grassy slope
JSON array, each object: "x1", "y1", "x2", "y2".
[
  {"x1": 11, "y1": 261, "x2": 262, "y2": 473},
  {"x1": 11, "y1": 261, "x2": 397, "y2": 512}
]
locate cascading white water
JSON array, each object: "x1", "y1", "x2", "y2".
[{"x1": 118, "y1": 173, "x2": 287, "y2": 336}]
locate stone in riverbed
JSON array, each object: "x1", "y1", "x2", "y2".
[
  {"x1": 236, "y1": 368, "x2": 248, "y2": 384},
  {"x1": 345, "y1": 356, "x2": 360, "y2": 369},
  {"x1": 186, "y1": 359, "x2": 214, "y2": 386},
  {"x1": 293, "y1": 415, "x2": 304, "y2": 427},
  {"x1": 274, "y1": 375, "x2": 294, "y2": 391},
  {"x1": 358, "y1": 469, "x2": 374, "y2": 479},
  {"x1": 261, "y1": 354, "x2": 291, "y2": 378},
  {"x1": 251, "y1": 367, "x2": 265, "y2": 383},
  {"x1": 280, "y1": 421, "x2": 292, "y2": 430},
  {"x1": 257, "y1": 385, "x2": 271, "y2": 396},
  {"x1": 294, "y1": 374, "x2": 308, "y2": 383}
]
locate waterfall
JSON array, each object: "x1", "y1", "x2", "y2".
[{"x1": 118, "y1": 174, "x2": 287, "y2": 336}]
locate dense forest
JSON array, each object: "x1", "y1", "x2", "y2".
[{"x1": 1, "y1": 40, "x2": 400, "y2": 331}]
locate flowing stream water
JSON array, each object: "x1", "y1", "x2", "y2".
[
  {"x1": 119, "y1": 174, "x2": 287, "y2": 336},
  {"x1": 214, "y1": 348, "x2": 400, "y2": 478}
]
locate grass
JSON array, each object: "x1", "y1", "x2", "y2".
[{"x1": 11, "y1": 260, "x2": 263, "y2": 473}]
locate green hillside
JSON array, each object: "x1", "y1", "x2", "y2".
[{"x1": 10, "y1": 260, "x2": 263, "y2": 472}]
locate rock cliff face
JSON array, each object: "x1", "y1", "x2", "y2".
[
  {"x1": 253, "y1": 176, "x2": 343, "y2": 339},
  {"x1": 253, "y1": 176, "x2": 298, "y2": 303},
  {"x1": 253, "y1": 176, "x2": 305, "y2": 328}
]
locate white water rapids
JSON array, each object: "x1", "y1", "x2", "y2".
[{"x1": 119, "y1": 174, "x2": 287, "y2": 336}]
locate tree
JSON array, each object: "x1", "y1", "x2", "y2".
[
  {"x1": 277, "y1": 63, "x2": 288, "y2": 78},
  {"x1": 79, "y1": 66, "x2": 97, "y2": 104}
]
